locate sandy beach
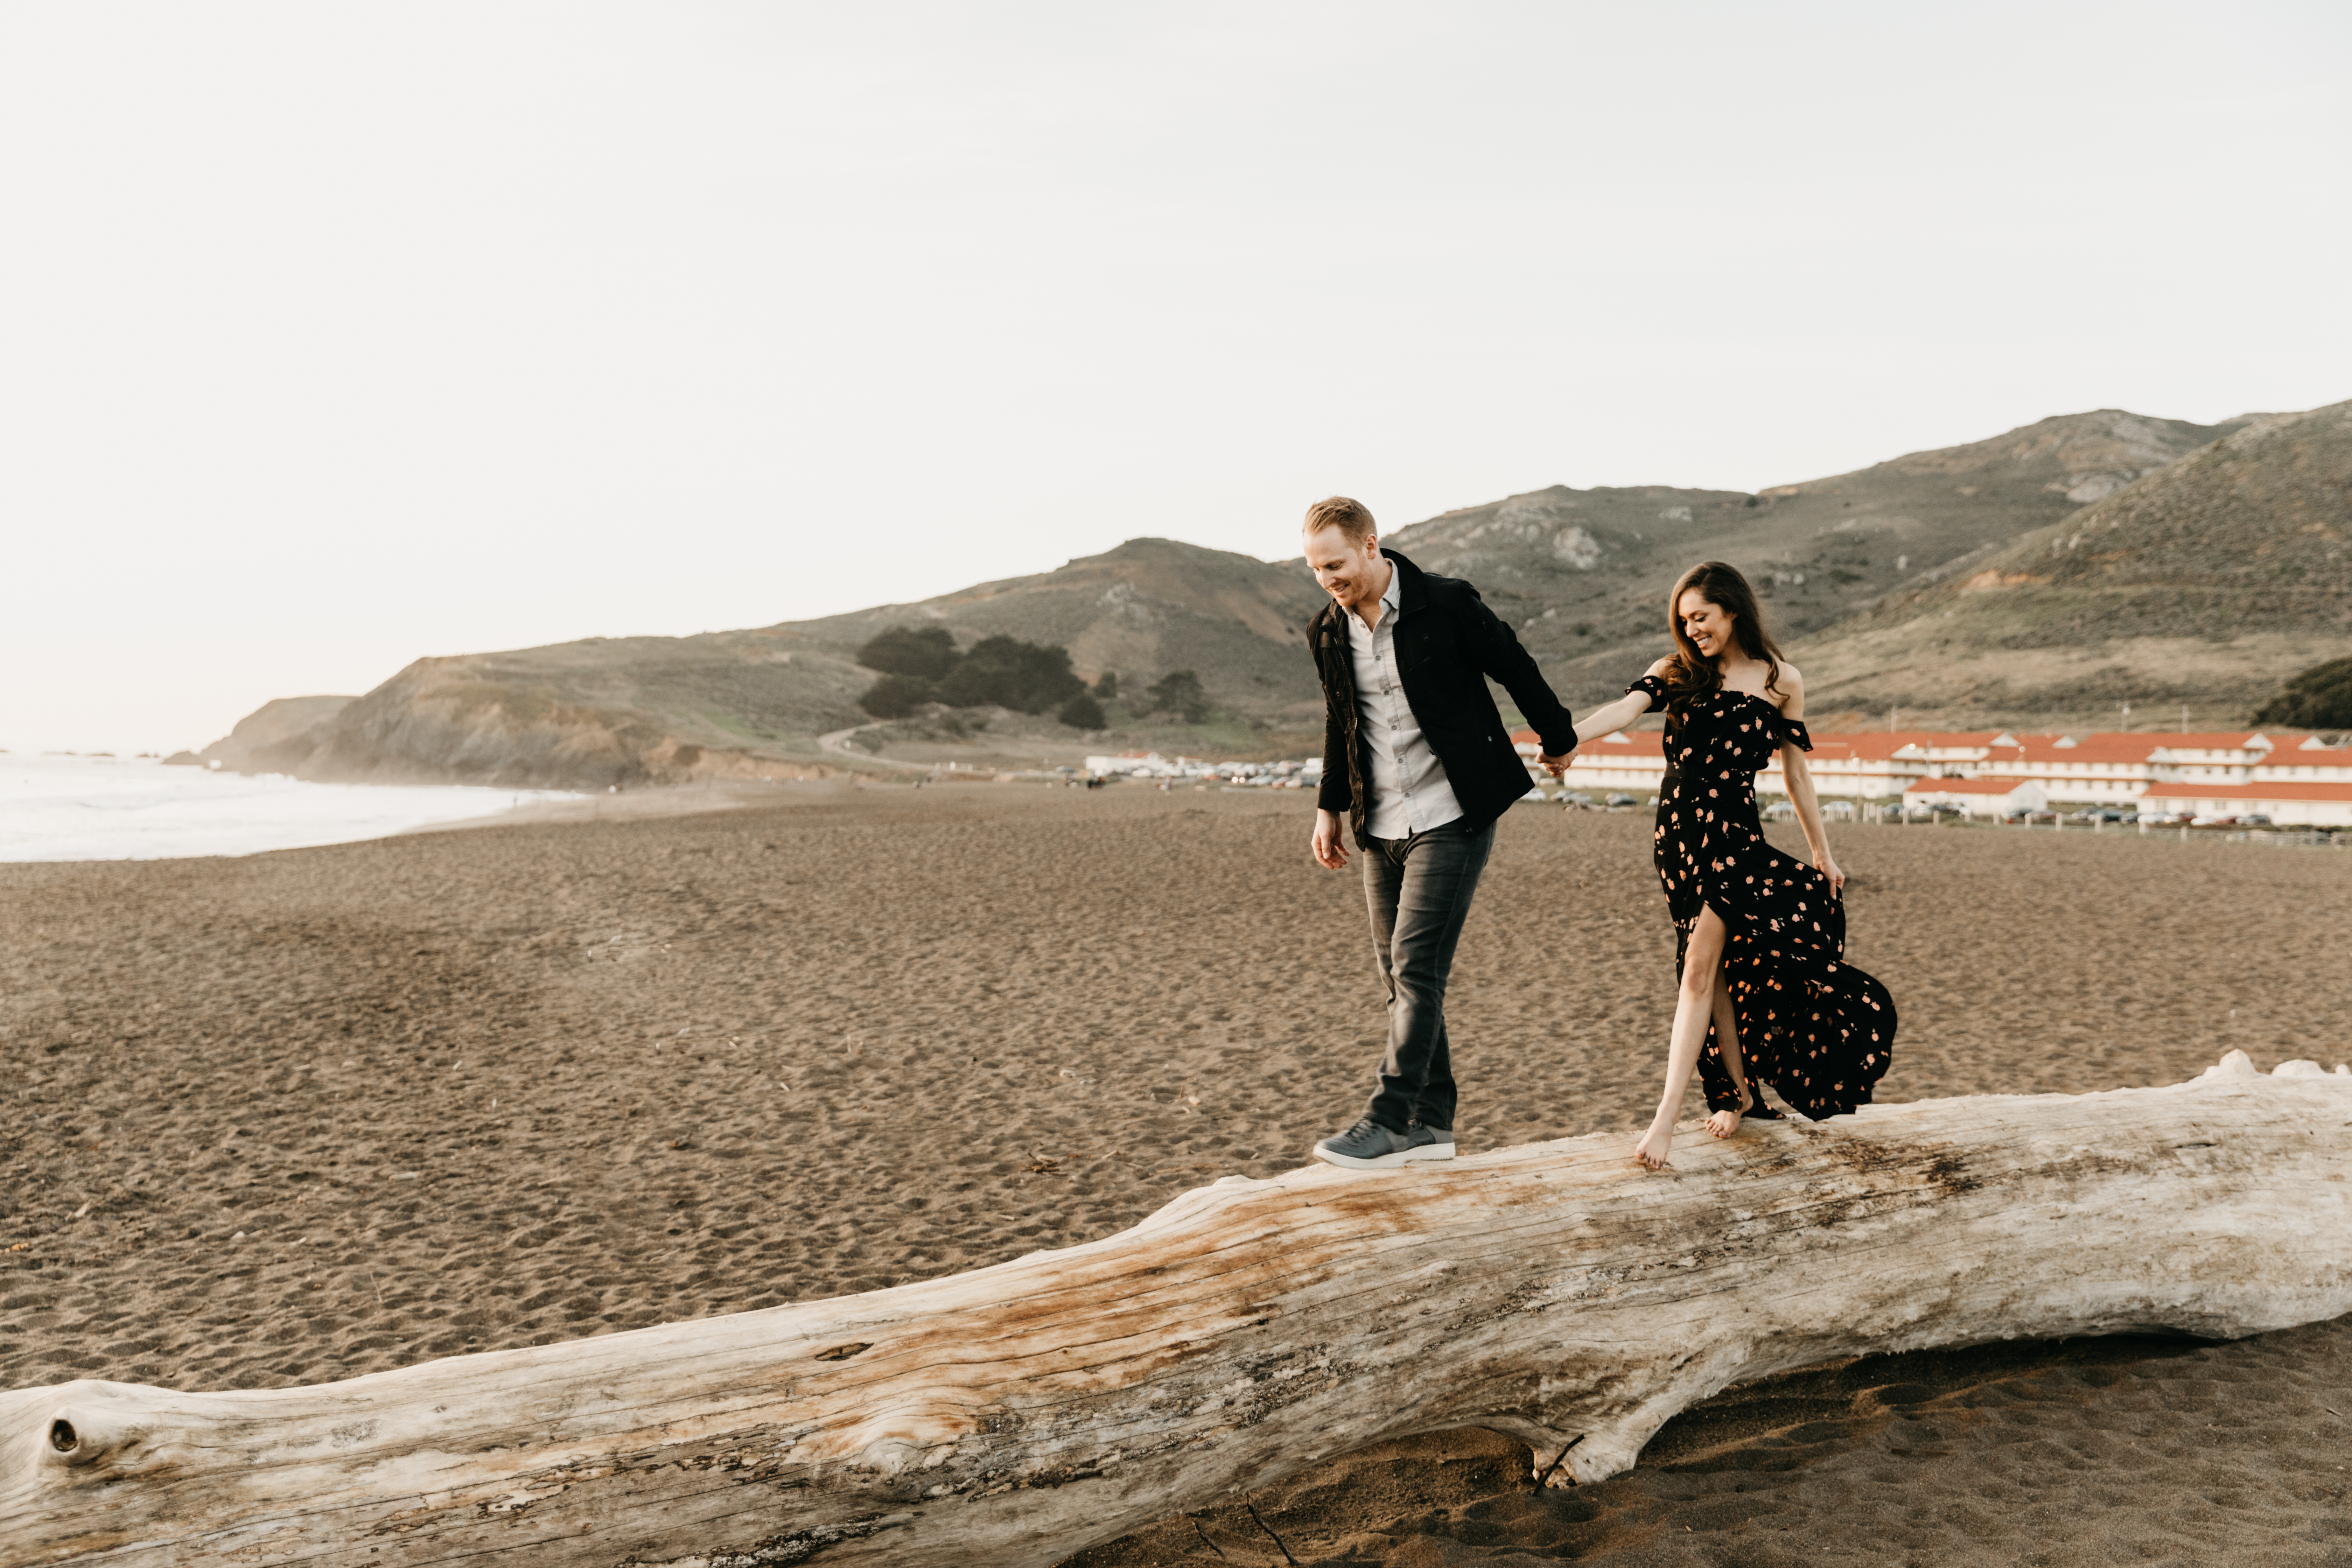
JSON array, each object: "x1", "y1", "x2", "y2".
[{"x1": 4, "y1": 783, "x2": 2348, "y2": 1564}]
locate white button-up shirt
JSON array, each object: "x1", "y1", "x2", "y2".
[{"x1": 1346, "y1": 564, "x2": 1464, "y2": 840}]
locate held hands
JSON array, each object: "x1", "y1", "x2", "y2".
[
  {"x1": 1538, "y1": 746, "x2": 1575, "y2": 779},
  {"x1": 1311, "y1": 808, "x2": 1349, "y2": 870}
]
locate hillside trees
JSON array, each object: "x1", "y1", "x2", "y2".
[
  {"x1": 852, "y1": 626, "x2": 1203, "y2": 729},
  {"x1": 1056, "y1": 669, "x2": 1119, "y2": 730},
  {"x1": 937, "y1": 636, "x2": 1086, "y2": 711},
  {"x1": 856, "y1": 625, "x2": 959, "y2": 680},
  {"x1": 1145, "y1": 669, "x2": 1208, "y2": 723},
  {"x1": 855, "y1": 674, "x2": 938, "y2": 719},
  {"x1": 854, "y1": 628, "x2": 1088, "y2": 718},
  {"x1": 2254, "y1": 653, "x2": 2352, "y2": 729}
]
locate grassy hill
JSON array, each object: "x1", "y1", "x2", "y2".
[
  {"x1": 205, "y1": 404, "x2": 2337, "y2": 787},
  {"x1": 1385, "y1": 408, "x2": 2256, "y2": 716},
  {"x1": 216, "y1": 539, "x2": 1329, "y2": 788},
  {"x1": 785, "y1": 536, "x2": 1329, "y2": 722},
  {"x1": 1786, "y1": 400, "x2": 2352, "y2": 727}
]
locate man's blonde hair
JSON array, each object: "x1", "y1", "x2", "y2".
[{"x1": 1303, "y1": 496, "x2": 1376, "y2": 546}]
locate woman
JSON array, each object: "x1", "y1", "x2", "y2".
[{"x1": 1575, "y1": 561, "x2": 1896, "y2": 1169}]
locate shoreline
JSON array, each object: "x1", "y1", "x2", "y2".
[
  {"x1": 392, "y1": 777, "x2": 832, "y2": 838},
  {"x1": 0, "y1": 752, "x2": 584, "y2": 865}
]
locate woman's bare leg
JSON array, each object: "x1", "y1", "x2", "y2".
[
  {"x1": 1704, "y1": 974, "x2": 1754, "y2": 1139},
  {"x1": 1635, "y1": 905, "x2": 1729, "y2": 1169}
]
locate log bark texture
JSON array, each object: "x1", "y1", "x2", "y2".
[{"x1": 6, "y1": 1052, "x2": 2350, "y2": 1567}]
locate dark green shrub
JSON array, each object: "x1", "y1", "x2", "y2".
[
  {"x1": 1057, "y1": 692, "x2": 1107, "y2": 730},
  {"x1": 1093, "y1": 671, "x2": 1120, "y2": 701},
  {"x1": 937, "y1": 636, "x2": 1086, "y2": 713},
  {"x1": 2254, "y1": 653, "x2": 2352, "y2": 728},
  {"x1": 858, "y1": 673, "x2": 936, "y2": 718},
  {"x1": 857, "y1": 625, "x2": 959, "y2": 679},
  {"x1": 1146, "y1": 669, "x2": 1208, "y2": 723}
]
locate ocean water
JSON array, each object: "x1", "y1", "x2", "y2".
[{"x1": 0, "y1": 753, "x2": 580, "y2": 862}]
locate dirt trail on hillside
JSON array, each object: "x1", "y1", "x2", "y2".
[{"x1": 5, "y1": 785, "x2": 2348, "y2": 1566}]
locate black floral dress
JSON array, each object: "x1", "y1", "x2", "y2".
[{"x1": 1629, "y1": 674, "x2": 1896, "y2": 1120}]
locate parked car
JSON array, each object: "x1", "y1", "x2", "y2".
[
  {"x1": 1604, "y1": 792, "x2": 1637, "y2": 808},
  {"x1": 2189, "y1": 814, "x2": 2237, "y2": 827},
  {"x1": 2238, "y1": 814, "x2": 2273, "y2": 826},
  {"x1": 1558, "y1": 790, "x2": 1595, "y2": 808}
]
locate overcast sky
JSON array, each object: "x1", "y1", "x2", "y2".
[{"x1": 6, "y1": 1, "x2": 2347, "y2": 751}]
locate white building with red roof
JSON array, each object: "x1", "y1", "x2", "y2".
[
  {"x1": 2136, "y1": 780, "x2": 2352, "y2": 827},
  {"x1": 1970, "y1": 733, "x2": 2165, "y2": 805},
  {"x1": 1514, "y1": 720, "x2": 2350, "y2": 822},
  {"x1": 2252, "y1": 734, "x2": 2352, "y2": 785},
  {"x1": 1761, "y1": 731, "x2": 2015, "y2": 801},
  {"x1": 1905, "y1": 775, "x2": 2049, "y2": 817},
  {"x1": 2144, "y1": 732, "x2": 2278, "y2": 784}
]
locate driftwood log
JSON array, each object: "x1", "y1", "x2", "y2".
[{"x1": 7, "y1": 1051, "x2": 2350, "y2": 1567}]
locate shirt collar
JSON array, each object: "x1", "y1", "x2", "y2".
[{"x1": 1378, "y1": 558, "x2": 1401, "y2": 616}]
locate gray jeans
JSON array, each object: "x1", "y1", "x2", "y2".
[{"x1": 1359, "y1": 817, "x2": 1493, "y2": 1133}]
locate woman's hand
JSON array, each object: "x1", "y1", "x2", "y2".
[{"x1": 1815, "y1": 851, "x2": 1845, "y2": 896}]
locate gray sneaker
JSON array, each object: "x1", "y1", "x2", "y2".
[
  {"x1": 1313, "y1": 1118, "x2": 1454, "y2": 1170},
  {"x1": 1314, "y1": 1118, "x2": 1412, "y2": 1169}
]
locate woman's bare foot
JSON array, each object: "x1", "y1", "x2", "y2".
[
  {"x1": 1706, "y1": 1084, "x2": 1756, "y2": 1139},
  {"x1": 1633, "y1": 1116, "x2": 1675, "y2": 1169}
]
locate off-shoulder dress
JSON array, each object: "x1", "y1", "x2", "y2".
[{"x1": 1627, "y1": 674, "x2": 1896, "y2": 1120}]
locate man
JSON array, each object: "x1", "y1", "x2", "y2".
[{"x1": 1302, "y1": 496, "x2": 1577, "y2": 1169}]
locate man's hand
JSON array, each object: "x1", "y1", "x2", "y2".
[
  {"x1": 1538, "y1": 742, "x2": 1577, "y2": 779},
  {"x1": 1311, "y1": 808, "x2": 1349, "y2": 870}
]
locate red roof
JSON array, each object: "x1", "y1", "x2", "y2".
[
  {"x1": 1906, "y1": 775, "x2": 2038, "y2": 796},
  {"x1": 2140, "y1": 781, "x2": 2352, "y2": 803},
  {"x1": 1828, "y1": 731, "x2": 2003, "y2": 761},
  {"x1": 2143, "y1": 732, "x2": 2274, "y2": 753},
  {"x1": 1984, "y1": 734, "x2": 2163, "y2": 766}
]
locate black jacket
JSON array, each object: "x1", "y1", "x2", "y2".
[{"x1": 1309, "y1": 548, "x2": 1577, "y2": 846}]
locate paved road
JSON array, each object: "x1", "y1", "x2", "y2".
[
  {"x1": 815, "y1": 721, "x2": 886, "y2": 758},
  {"x1": 815, "y1": 722, "x2": 940, "y2": 776}
]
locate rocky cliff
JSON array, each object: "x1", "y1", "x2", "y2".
[{"x1": 196, "y1": 696, "x2": 356, "y2": 775}]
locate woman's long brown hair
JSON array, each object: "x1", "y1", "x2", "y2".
[{"x1": 1660, "y1": 561, "x2": 1786, "y2": 721}]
